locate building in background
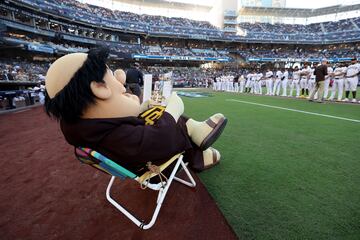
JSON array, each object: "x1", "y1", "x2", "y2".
[
  {"x1": 272, "y1": 0, "x2": 286, "y2": 7},
  {"x1": 240, "y1": 0, "x2": 286, "y2": 7}
]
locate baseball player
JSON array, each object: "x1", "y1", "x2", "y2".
[
  {"x1": 328, "y1": 63, "x2": 347, "y2": 101},
  {"x1": 244, "y1": 72, "x2": 249, "y2": 93},
  {"x1": 323, "y1": 64, "x2": 334, "y2": 99},
  {"x1": 212, "y1": 77, "x2": 217, "y2": 91},
  {"x1": 233, "y1": 75, "x2": 239, "y2": 93},
  {"x1": 265, "y1": 68, "x2": 273, "y2": 95},
  {"x1": 256, "y1": 72, "x2": 264, "y2": 95},
  {"x1": 300, "y1": 63, "x2": 311, "y2": 98},
  {"x1": 290, "y1": 66, "x2": 301, "y2": 97},
  {"x1": 250, "y1": 70, "x2": 257, "y2": 94},
  {"x1": 222, "y1": 76, "x2": 226, "y2": 91},
  {"x1": 252, "y1": 71, "x2": 259, "y2": 94},
  {"x1": 343, "y1": 58, "x2": 360, "y2": 102},
  {"x1": 228, "y1": 76, "x2": 234, "y2": 92},
  {"x1": 273, "y1": 69, "x2": 283, "y2": 96},
  {"x1": 308, "y1": 67, "x2": 316, "y2": 99},
  {"x1": 245, "y1": 71, "x2": 253, "y2": 93},
  {"x1": 239, "y1": 75, "x2": 245, "y2": 93},
  {"x1": 281, "y1": 68, "x2": 289, "y2": 97}
]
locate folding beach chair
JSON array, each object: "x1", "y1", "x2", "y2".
[{"x1": 75, "y1": 147, "x2": 196, "y2": 230}]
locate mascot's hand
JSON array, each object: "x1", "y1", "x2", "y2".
[
  {"x1": 165, "y1": 92, "x2": 184, "y2": 122},
  {"x1": 139, "y1": 100, "x2": 151, "y2": 112}
]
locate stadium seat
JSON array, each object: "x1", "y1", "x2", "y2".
[{"x1": 74, "y1": 147, "x2": 196, "y2": 230}]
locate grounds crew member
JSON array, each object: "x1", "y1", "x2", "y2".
[
  {"x1": 309, "y1": 59, "x2": 328, "y2": 103},
  {"x1": 126, "y1": 62, "x2": 143, "y2": 99}
]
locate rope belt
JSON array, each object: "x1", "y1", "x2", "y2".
[{"x1": 140, "y1": 162, "x2": 168, "y2": 189}]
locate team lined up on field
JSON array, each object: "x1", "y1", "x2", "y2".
[{"x1": 212, "y1": 59, "x2": 360, "y2": 103}]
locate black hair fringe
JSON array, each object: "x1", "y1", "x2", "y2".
[{"x1": 45, "y1": 46, "x2": 110, "y2": 123}]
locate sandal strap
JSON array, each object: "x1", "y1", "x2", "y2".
[
  {"x1": 211, "y1": 148, "x2": 217, "y2": 164},
  {"x1": 206, "y1": 118, "x2": 217, "y2": 128}
]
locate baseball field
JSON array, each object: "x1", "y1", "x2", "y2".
[
  {"x1": 182, "y1": 90, "x2": 360, "y2": 240},
  {"x1": 1, "y1": 90, "x2": 359, "y2": 240}
]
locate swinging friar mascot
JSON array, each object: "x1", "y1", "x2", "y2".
[{"x1": 44, "y1": 47, "x2": 227, "y2": 176}]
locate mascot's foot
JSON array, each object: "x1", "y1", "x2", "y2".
[
  {"x1": 202, "y1": 147, "x2": 221, "y2": 170},
  {"x1": 187, "y1": 113, "x2": 227, "y2": 150}
]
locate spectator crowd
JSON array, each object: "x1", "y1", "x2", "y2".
[
  {"x1": 0, "y1": 59, "x2": 48, "y2": 82},
  {"x1": 6, "y1": 0, "x2": 360, "y2": 42}
]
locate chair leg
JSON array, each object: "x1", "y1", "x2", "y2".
[
  {"x1": 142, "y1": 155, "x2": 184, "y2": 229},
  {"x1": 173, "y1": 159, "x2": 196, "y2": 188},
  {"x1": 106, "y1": 176, "x2": 144, "y2": 228},
  {"x1": 105, "y1": 155, "x2": 196, "y2": 230}
]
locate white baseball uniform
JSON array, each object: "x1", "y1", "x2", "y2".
[
  {"x1": 265, "y1": 70, "x2": 273, "y2": 95},
  {"x1": 250, "y1": 73, "x2": 257, "y2": 93},
  {"x1": 308, "y1": 70, "x2": 316, "y2": 98},
  {"x1": 256, "y1": 73, "x2": 263, "y2": 95},
  {"x1": 245, "y1": 73, "x2": 253, "y2": 90},
  {"x1": 281, "y1": 70, "x2": 289, "y2": 97},
  {"x1": 300, "y1": 66, "x2": 311, "y2": 91},
  {"x1": 273, "y1": 70, "x2": 282, "y2": 96},
  {"x1": 239, "y1": 75, "x2": 245, "y2": 93},
  {"x1": 345, "y1": 63, "x2": 360, "y2": 91},
  {"x1": 329, "y1": 67, "x2": 347, "y2": 101},
  {"x1": 323, "y1": 66, "x2": 333, "y2": 99},
  {"x1": 221, "y1": 77, "x2": 226, "y2": 91},
  {"x1": 290, "y1": 70, "x2": 301, "y2": 97}
]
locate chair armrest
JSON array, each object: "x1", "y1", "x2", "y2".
[{"x1": 137, "y1": 152, "x2": 183, "y2": 184}]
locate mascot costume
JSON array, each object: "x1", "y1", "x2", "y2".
[{"x1": 44, "y1": 47, "x2": 227, "y2": 176}]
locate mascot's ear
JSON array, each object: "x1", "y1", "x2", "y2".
[
  {"x1": 90, "y1": 81, "x2": 112, "y2": 100},
  {"x1": 114, "y1": 69, "x2": 126, "y2": 85}
]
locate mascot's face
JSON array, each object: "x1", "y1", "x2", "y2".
[{"x1": 100, "y1": 67, "x2": 141, "y2": 117}]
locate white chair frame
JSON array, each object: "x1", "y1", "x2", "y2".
[{"x1": 105, "y1": 154, "x2": 196, "y2": 230}]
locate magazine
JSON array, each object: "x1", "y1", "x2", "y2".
[{"x1": 143, "y1": 71, "x2": 173, "y2": 106}]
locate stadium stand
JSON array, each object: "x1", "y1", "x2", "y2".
[
  {"x1": 1, "y1": 0, "x2": 359, "y2": 43},
  {"x1": 1, "y1": 0, "x2": 360, "y2": 64},
  {"x1": 0, "y1": 59, "x2": 47, "y2": 82}
]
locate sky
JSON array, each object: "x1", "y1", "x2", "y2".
[
  {"x1": 81, "y1": 0, "x2": 360, "y2": 10},
  {"x1": 164, "y1": 0, "x2": 214, "y2": 6},
  {"x1": 285, "y1": 0, "x2": 360, "y2": 8},
  {"x1": 166, "y1": 0, "x2": 360, "y2": 8},
  {"x1": 80, "y1": 0, "x2": 360, "y2": 23}
]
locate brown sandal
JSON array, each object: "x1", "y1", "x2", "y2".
[
  {"x1": 203, "y1": 147, "x2": 221, "y2": 170},
  {"x1": 199, "y1": 117, "x2": 227, "y2": 150}
]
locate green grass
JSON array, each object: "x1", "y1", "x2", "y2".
[{"x1": 181, "y1": 90, "x2": 360, "y2": 240}]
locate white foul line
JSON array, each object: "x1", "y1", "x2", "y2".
[{"x1": 226, "y1": 99, "x2": 360, "y2": 123}]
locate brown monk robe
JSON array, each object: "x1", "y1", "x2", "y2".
[{"x1": 61, "y1": 112, "x2": 207, "y2": 175}]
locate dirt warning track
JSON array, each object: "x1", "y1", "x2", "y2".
[{"x1": 0, "y1": 107, "x2": 237, "y2": 240}]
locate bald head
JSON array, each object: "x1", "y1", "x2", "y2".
[{"x1": 45, "y1": 53, "x2": 87, "y2": 98}]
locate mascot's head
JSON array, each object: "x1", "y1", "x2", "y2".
[{"x1": 45, "y1": 47, "x2": 140, "y2": 123}]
